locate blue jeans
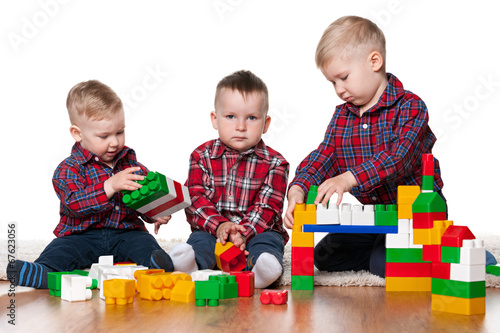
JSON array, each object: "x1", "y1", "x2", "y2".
[
  {"x1": 35, "y1": 228, "x2": 162, "y2": 271},
  {"x1": 187, "y1": 230, "x2": 285, "y2": 272}
]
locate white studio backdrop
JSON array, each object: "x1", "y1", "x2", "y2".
[{"x1": 1, "y1": 0, "x2": 499, "y2": 242}]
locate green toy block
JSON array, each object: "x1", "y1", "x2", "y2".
[
  {"x1": 441, "y1": 246, "x2": 461, "y2": 264},
  {"x1": 291, "y1": 275, "x2": 314, "y2": 290},
  {"x1": 421, "y1": 175, "x2": 434, "y2": 192},
  {"x1": 486, "y1": 264, "x2": 500, "y2": 276},
  {"x1": 306, "y1": 185, "x2": 319, "y2": 205},
  {"x1": 432, "y1": 278, "x2": 485, "y2": 299},
  {"x1": 122, "y1": 171, "x2": 170, "y2": 210},
  {"x1": 195, "y1": 280, "x2": 220, "y2": 306},
  {"x1": 374, "y1": 205, "x2": 398, "y2": 226},
  {"x1": 48, "y1": 270, "x2": 93, "y2": 296},
  {"x1": 212, "y1": 275, "x2": 238, "y2": 299},
  {"x1": 412, "y1": 192, "x2": 446, "y2": 213},
  {"x1": 386, "y1": 248, "x2": 429, "y2": 263}
]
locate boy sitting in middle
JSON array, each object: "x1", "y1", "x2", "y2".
[{"x1": 169, "y1": 70, "x2": 289, "y2": 288}]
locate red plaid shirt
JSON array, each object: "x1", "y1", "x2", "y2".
[
  {"x1": 290, "y1": 73, "x2": 444, "y2": 204},
  {"x1": 185, "y1": 139, "x2": 289, "y2": 243},
  {"x1": 52, "y1": 142, "x2": 149, "y2": 237}
]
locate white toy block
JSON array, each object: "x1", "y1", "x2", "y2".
[
  {"x1": 316, "y1": 204, "x2": 340, "y2": 224},
  {"x1": 99, "y1": 255, "x2": 114, "y2": 266},
  {"x1": 386, "y1": 233, "x2": 410, "y2": 248},
  {"x1": 340, "y1": 203, "x2": 352, "y2": 225},
  {"x1": 352, "y1": 205, "x2": 375, "y2": 226},
  {"x1": 61, "y1": 275, "x2": 93, "y2": 302},
  {"x1": 397, "y1": 219, "x2": 411, "y2": 234},
  {"x1": 460, "y1": 239, "x2": 486, "y2": 265},
  {"x1": 191, "y1": 269, "x2": 228, "y2": 281},
  {"x1": 450, "y1": 263, "x2": 486, "y2": 282},
  {"x1": 89, "y1": 255, "x2": 114, "y2": 282}
]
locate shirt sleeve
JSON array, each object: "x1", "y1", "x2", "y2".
[
  {"x1": 53, "y1": 164, "x2": 112, "y2": 218},
  {"x1": 184, "y1": 151, "x2": 230, "y2": 236},
  {"x1": 350, "y1": 98, "x2": 430, "y2": 192},
  {"x1": 239, "y1": 157, "x2": 289, "y2": 241}
]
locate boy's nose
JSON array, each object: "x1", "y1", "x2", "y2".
[{"x1": 236, "y1": 120, "x2": 246, "y2": 131}]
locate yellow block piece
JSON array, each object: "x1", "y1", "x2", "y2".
[
  {"x1": 398, "y1": 204, "x2": 413, "y2": 219},
  {"x1": 386, "y1": 277, "x2": 431, "y2": 292},
  {"x1": 140, "y1": 273, "x2": 174, "y2": 300},
  {"x1": 171, "y1": 280, "x2": 195, "y2": 303},
  {"x1": 134, "y1": 269, "x2": 164, "y2": 293},
  {"x1": 291, "y1": 231, "x2": 315, "y2": 248},
  {"x1": 413, "y1": 228, "x2": 433, "y2": 246},
  {"x1": 397, "y1": 186, "x2": 420, "y2": 219},
  {"x1": 431, "y1": 220, "x2": 453, "y2": 244},
  {"x1": 103, "y1": 279, "x2": 136, "y2": 305},
  {"x1": 293, "y1": 204, "x2": 316, "y2": 232},
  {"x1": 431, "y1": 294, "x2": 485, "y2": 315},
  {"x1": 215, "y1": 242, "x2": 235, "y2": 270}
]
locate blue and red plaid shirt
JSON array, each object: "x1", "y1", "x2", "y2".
[
  {"x1": 290, "y1": 73, "x2": 444, "y2": 205},
  {"x1": 185, "y1": 139, "x2": 289, "y2": 243},
  {"x1": 52, "y1": 142, "x2": 149, "y2": 237}
]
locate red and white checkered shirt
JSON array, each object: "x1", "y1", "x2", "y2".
[{"x1": 185, "y1": 139, "x2": 289, "y2": 243}]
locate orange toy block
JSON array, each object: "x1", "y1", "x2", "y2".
[
  {"x1": 291, "y1": 231, "x2": 314, "y2": 247},
  {"x1": 134, "y1": 269, "x2": 164, "y2": 293},
  {"x1": 215, "y1": 242, "x2": 246, "y2": 272},
  {"x1": 430, "y1": 220, "x2": 453, "y2": 244},
  {"x1": 171, "y1": 280, "x2": 195, "y2": 303},
  {"x1": 139, "y1": 273, "x2": 175, "y2": 301},
  {"x1": 103, "y1": 279, "x2": 136, "y2": 305},
  {"x1": 397, "y1": 186, "x2": 420, "y2": 219},
  {"x1": 386, "y1": 277, "x2": 431, "y2": 292},
  {"x1": 293, "y1": 204, "x2": 316, "y2": 232},
  {"x1": 431, "y1": 294, "x2": 485, "y2": 315}
]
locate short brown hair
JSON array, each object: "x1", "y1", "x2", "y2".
[
  {"x1": 214, "y1": 70, "x2": 269, "y2": 112},
  {"x1": 66, "y1": 80, "x2": 123, "y2": 124},
  {"x1": 315, "y1": 16, "x2": 386, "y2": 70}
]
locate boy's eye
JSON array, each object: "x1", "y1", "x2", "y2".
[
  {"x1": 341, "y1": 75, "x2": 348, "y2": 80},
  {"x1": 226, "y1": 115, "x2": 235, "y2": 119},
  {"x1": 248, "y1": 116, "x2": 257, "y2": 120}
]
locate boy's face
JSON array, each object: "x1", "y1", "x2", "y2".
[
  {"x1": 211, "y1": 89, "x2": 270, "y2": 153},
  {"x1": 321, "y1": 51, "x2": 386, "y2": 112},
  {"x1": 70, "y1": 109, "x2": 126, "y2": 166}
]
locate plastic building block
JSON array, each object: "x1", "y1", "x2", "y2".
[
  {"x1": 195, "y1": 280, "x2": 220, "y2": 306},
  {"x1": 422, "y1": 244, "x2": 441, "y2": 262},
  {"x1": 340, "y1": 203, "x2": 352, "y2": 225},
  {"x1": 293, "y1": 204, "x2": 317, "y2": 232},
  {"x1": 139, "y1": 272, "x2": 176, "y2": 300},
  {"x1": 291, "y1": 275, "x2": 314, "y2": 290},
  {"x1": 103, "y1": 279, "x2": 135, "y2": 305},
  {"x1": 316, "y1": 203, "x2": 340, "y2": 225},
  {"x1": 375, "y1": 205, "x2": 398, "y2": 226},
  {"x1": 487, "y1": 264, "x2": 500, "y2": 276},
  {"x1": 412, "y1": 228, "x2": 433, "y2": 246},
  {"x1": 211, "y1": 275, "x2": 238, "y2": 299},
  {"x1": 431, "y1": 278, "x2": 485, "y2": 298},
  {"x1": 450, "y1": 263, "x2": 485, "y2": 282},
  {"x1": 412, "y1": 212, "x2": 447, "y2": 229},
  {"x1": 303, "y1": 224, "x2": 397, "y2": 234},
  {"x1": 231, "y1": 271, "x2": 254, "y2": 297},
  {"x1": 61, "y1": 275, "x2": 93, "y2": 302},
  {"x1": 421, "y1": 154, "x2": 434, "y2": 176},
  {"x1": 134, "y1": 269, "x2": 164, "y2": 292},
  {"x1": 460, "y1": 239, "x2": 486, "y2": 265},
  {"x1": 385, "y1": 262, "x2": 432, "y2": 277},
  {"x1": 385, "y1": 233, "x2": 410, "y2": 249},
  {"x1": 48, "y1": 271, "x2": 94, "y2": 297},
  {"x1": 397, "y1": 219, "x2": 412, "y2": 234},
  {"x1": 441, "y1": 246, "x2": 461, "y2": 264},
  {"x1": 351, "y1": 205, "x2": 375, "y2": 226},
  {"x1": 412, "y1": 192, "x2": 446, "y2": 214},
  {"x1": 171, "y1": 280, "x2": 196, "y2": 303},
  {"x1": 421, "y1": 175, "x2": 434, "y2": 192},
  {"x1": 305, "y1": 185, "x2": 318, "y2": 205},
  {"x1": 386, "y1": 248, "x2": 426, "y2": 263},
  {"x1": 431, "y1": 294, "x2": 485, "y2": 315},
  {"x1": 122, "y1": 171, "x2": 191, "y2": 219},
  {"x1": 291, "y1": 247, "x2": 314, "y2": 276},
  {"x1": 191, "y1": 269, "x2": 226, "y2": 281},
  {"x1": 291, "y1": 231, "x2": 314, "y2": 247},
  {"x1": 260, "y1": 289, "x2": 288, "y2": 305},
  {"x1": 215, "y1": 242, "x2": 246, "y2": 272},
  {"x1": 432, "y1": 262, "x2": 451, "y2": 279},
  {"x1": 397, "y1": 185, "x2": 420, "y2": 219},
  {"x1": 440, "y1": 225, "x2": 475, "y2": 247},
  {"x1": 430, "y1": 220, "x2": 453, "y2": 244},
  {"x1": 385, "y1": 277, "x2": 431, "y2": 292}
]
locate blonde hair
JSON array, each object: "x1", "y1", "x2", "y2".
[
  {"x1": 66, "y1": 80, "x2": 123, "y2": 124},
  {"x1": 214, "y1": 70, "x2": 269, "y2": 113},
  {"x1": 315, "y1": 16, "x2": 386, "y2": 70}
]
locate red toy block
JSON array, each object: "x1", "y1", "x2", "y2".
[
  {"x1": 230, "y1": 271, "x2": 255, "y2": 297},
  {"x1": 432, "y1": 261, "x2": 451, "y2": 280},
  {"x1": 422, "y1": 154, "x2": 434, "y2": 176},
  {"x1": 219, "y1": 245, "x2": 246, "y2": 272},
  {"x1": 291, "y1": 260, "x2": 314, "y2": 276},
  {"x1": 260, "y1": 289, "x2": 288, "y2": 305},
  {"x1": 385, "y1": 262, "x2": 432, "y2": 277},
  {"x1": 412, "y1": 212, "x2": 447, "y2": 229},
  {"x1": 422, "y1": 244, "x2": 441, "y2": 262},
  {"x1": 291, "y1": 247, "x2": 314, "y2": 261},
  {"x1": 440, "y1": 226, "x2": 475, "y2": 247}
]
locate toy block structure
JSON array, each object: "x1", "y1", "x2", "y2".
[
  {"x1": 291, "y1": 203, "x2": 316, "y2": 290},
  {"x1": 122, "y1": 171, "x2": 191, "y2": 219},
  {"x1": 138, "y1": 272, "x2": 192, "y2": 301},
  {"x1": 487, "y1": 264, "x2": 500, "y2": 276},
  {"x1": 191, "y1": 269, "x2": 226, "y2": 281},
  {"x1": 195, "y1": 279, "x2": 220, "y2": 306},
  {"x1": 213, "y1": 274, "x2": 238, "y2": 299},
  {"x1": 103, "y1": 279, "x2": 135, "y2": 305},
  {"x1": 351, "y1": 204, "x2": 375, "y2": 225},
  {"x1": 214, "y1": 242, "x2": 246, "y2": 272},
  {"x1": 134, "y1": 268, "x2": 164, "y2": 293},
  {"x1": 171, "y1": 280, "x2": 196, "y2": 303},
  {"x1": 375, "y1": 205, "x2": 398, "y2": 226},
  {"x1": 260, "y1": 289, "x2": 288, "y2": 305},
  {"x1": 61, "y1": 275, "x2": 93, "y2": 302},
  {"x1": 316, "y1": 204, "x2": 340, "y2": 225},
  {"x1": 230, "y1": 271, "x2": 255, "y2": 297},
  {"x1": 48, "y1": 270, "x2": 97, "y2": 297}
]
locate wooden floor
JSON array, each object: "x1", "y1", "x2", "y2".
[{"x1": 1, "y1": 281, "x2": 500, "y2": 332}]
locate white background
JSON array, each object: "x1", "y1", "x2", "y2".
[{"x1": 1, "y1": 0, "x2": 499, "y2": 241}]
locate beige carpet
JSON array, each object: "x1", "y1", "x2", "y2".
[{"x1": 1, "y1": 235, "x2": 499, "y2": 287}]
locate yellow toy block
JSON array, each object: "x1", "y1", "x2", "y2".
[
  {"x1": 134, "y1": 269, "x2": 164, "y2": 293},
  {"x1": 413, "y1": 228, "x2": 433, "y2": 246},
  {"x1": 291, "y1": 231, "x2": 314, "y2": 247},
  {"x1": 397, "y1": 186, "x2": 420, "y2": 219},
  {"x1": 397, "y1": 204, "x2": 413, "y2": 219},
  {"x1": 171, "y1": 280, "x2": 195, "y2": 303},
  {"x1": 431, "y1": 294, "x2": 485, "y2": 315},
  {"x1": 430, "y1": 220, "x2": 453, "y2": 244},
  {"x1": 103, "y1": 279, "x2": 136, "y2": 305},
  {"x1": 386, "y1": 277, "x2": 431, "y2": 292},
  {"x1": 293, "y1": 204, "x2": 316, "y2": 232},
  {"x1": 139, "y1": 273, "x2": 173, "y2": 301}
]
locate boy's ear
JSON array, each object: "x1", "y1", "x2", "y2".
[
  {"x1": 369, "y1": 51, "x2": 384, "y2": 72},
  {"x1": 210, "y1": 111, "x2": 218, "y2": 130},
  {"x1": 262, "y1": 115, "x2": 271, "y2": 134},
  {"x1": 69, "y1": 125, "x2": 83, "y2": 142}
]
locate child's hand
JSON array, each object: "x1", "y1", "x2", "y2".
[
  {"x1": 104, "y1": 167, "x2": 144, "y2": 198},
  {"x1": 217, "y1": 222, "x2": 248, "y2": 253},
  {"x1": 315, "y1": 171, "x2": 358, "y2": 207},
  {"x1": 154, "y1": 215, "x2": 172, "y2": 235},
  {"x1": 284, "y1": 185, "x2": 305, "y2": 229}
]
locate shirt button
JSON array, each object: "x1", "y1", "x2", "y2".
[
  {"x1": 371, "y1": 196, "x2": 377, "y2": 201},
  {"x1": 115, "y1": 206, "x2": 120, "y2": 211},
  {"x1": 363, "y1": 124, "x2": 368, "y2": 129},
  {"x1": 95, "y1": 157, "x2": 99, "y2": 161},
  {"x1": 228, "y1": 196, "x2": 234, "y2": 201}
]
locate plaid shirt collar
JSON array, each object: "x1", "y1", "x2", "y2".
[
  {"x1": 343, "y1": 73, "x2": 405, "y2": 116},
  {"x1": 71, "y1": 142, "x2": 134, "y2": 166},
  {"x1": 209, "y1": 138, "x2": 271, "y2": 161}
]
